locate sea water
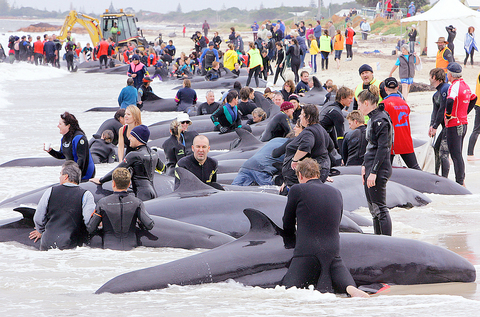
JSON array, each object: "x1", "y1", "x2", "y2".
[{"x1": 1, "y1": 20, "x2": 480, "y2": 317}]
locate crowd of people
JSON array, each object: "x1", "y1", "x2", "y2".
[{"x1": 11, "y1": 15, "x2": 480, "y2": 298}]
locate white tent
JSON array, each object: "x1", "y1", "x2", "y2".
[{"x1": 402, "y1": 0, "x2": 480, "y2": 57}]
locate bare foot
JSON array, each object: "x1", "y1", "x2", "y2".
[
  {"x1": 467, "y1": 155, "x2": 480, "y2": 161},
  {"x1": 346, "y1": 285, "x2": 370, "y2": 298}
]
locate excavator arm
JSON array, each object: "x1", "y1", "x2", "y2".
[{"x1": 58, "y1": 11, "x2": 103, "y2": 46}]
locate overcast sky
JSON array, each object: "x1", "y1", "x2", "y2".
[{"x1": 8, "y1": 0, "x2": 349, "y2": 14}]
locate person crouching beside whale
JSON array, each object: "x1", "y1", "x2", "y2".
[
  {"x1": 175, "y1": 135, "x2": 222, "y2": 190},
  {"x1": 90, "y1": 130, "x2": 117, "y2": 164},
  {"x1": 281, "y1": 158, "x2": 369, "y2": 298},
  {"x1": 91, "y1": 125, "x2": 165, "y2": 201},
  {"x1": 211, "y1": 90, "x2": 251, "y2": 134},
  {"x1": 87, "y1": 167, "x2": 154, "y2": 250},
  {"x1": 46, "y1": 112, "x2": 95, "y2": 181},
  {"x1": 29, "y1": 161, "x2": 95, "y2": 250}
]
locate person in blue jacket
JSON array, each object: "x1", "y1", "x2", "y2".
[
  {"x1": 46, "y1": 112, "x2": 95, "y2": 180},
  {"x1": 118, "y1": 78, "x2": 138, "y2": 109}
]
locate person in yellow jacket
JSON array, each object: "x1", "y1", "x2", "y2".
[
  {"x1": 246, "y1": 42, "x2": 263, "y2": 87},
  {"x1": 333, "y1": 29, "x2": 344, "y2": 69},
  {"x1": 224, "y1": 43, "x2": 238, "y2": 71},
  {"x1": 308, "y1": 34, "x2": 320, "y2": 74},
  {"x1": 319, "y1": 30, "x2": 332, "y2": 70}
]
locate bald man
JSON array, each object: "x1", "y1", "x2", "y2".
[{"x1": 175, "y1": 135, "x2": 219, "y2": 188}]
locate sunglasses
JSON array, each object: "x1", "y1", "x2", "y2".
[{"x1": 180, "y1": 121, "x2": 190, "y2": 124}]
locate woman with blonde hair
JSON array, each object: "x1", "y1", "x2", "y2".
[
  {"x1": 117, "y1": 105, "x2": 142, "y2": 162},
  {"x1": 224, "y1": 43, "x2": 238, "y2": 71},
  {"x1": 308, "y1": 34, "x2": 320, "y2": 73}
]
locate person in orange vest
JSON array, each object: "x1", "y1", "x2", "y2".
[
  {"x1": 333, "y1": 29, "x2": 344, "y2": 69},
  {"x1": 435, "y1": 37, "x2": 453, "y2": 74},
  {"x1": 97, "y1": 38, "x2": 111, "y2": 69},
  {"x1": 33, "y1": 36, "x2": 44, "y2": 65},
  {"x1": 345, "y1": 22, "x2": 355, "y2": 61}
]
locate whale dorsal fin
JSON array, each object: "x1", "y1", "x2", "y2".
[
  {"x1": 242, "y1": 208, "x2": 282, "y2": 237},
  {"x1": 311, "y1": 76, "x2": 325, "y2": 91},
  {"x1": 235, "y1": 128, "x2": 262, "y2": 148},
  {"x1": 13, "y1": 207, "x2": 36, "y2": 220},
  {"x1": 174, "y1": 167, "x2": 218, "y2": 194}
]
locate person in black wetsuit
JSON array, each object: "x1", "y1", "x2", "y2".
[
  {"x1": 281, "y1": 80, "x2": 295, "y2": 102},
  {"x1": 118, "y1": 105, "x2": 142, "y2": 162},
  {"x1": 29, "y1": 161, "x2": 95, "y2": 250},
  {"x1": 163, "y1": 120, "x2": 186, "y2": 176},
  {"x1": 87, "y1": 167, "x2": 154, "y2": 250},
  {"x1": 90, "y1": 130, "x2": 117, "y2": 163},
  {"x1": 47, "y1": 112, "x2": 95, "y2": 180},
  {"x1": 211, "y1": 90, "x2": 244, "y2": 134},
  {"x1": 281, "y1": 158, "x2": 369, "y2": 298},
  {"x1": 288, "y1": 94, "x2": 302, "y2": 124},
  {"x1": 175, "y1": 135, "x2": 220, "y2": 189},
  {"x1": 137, "y1": 76, "x2": 156, "y2": 108},
  {"x1": 319, "y1": 86, "x2": 354, "y2": 153},
  {"x1": 177, "y1": 112, "x2": 199, "y2": 155},
  {"x1": 342, "y1": 110, "x2": 367, "y2": 166},
  {"x1": 273, "y1": 42, "x2": 286, "y2": 85},
  {"x1": 260, "y1": 101, "x2": 295, "y2": 142},
  {"x1": 65, "y1": 37, "x2": 76, "y2": 72},
  {"x1": 238, "y1": 87, "x2": 257, "y2": 119},
  {"x1": 91, "y1": 125, "x2": 165, "y2": 201},
  {"x1": 197, "y1": 91, "x2": 221, "y2": 116},
  {"x1": 428, "y1": 68, "x2": 450, "y2": 177},
  {"x1": 357, "y1": 85, "x2": 394, "y2": 236},
  {"x1": 286, "y1": 38, "x2": 302, "y2": 83},
  {"x1": 281, "y1": 104, "x2": 334, "y2": 195},
  {"x1": 91, "y1": 109, "x2": 125, "y2": 146}
]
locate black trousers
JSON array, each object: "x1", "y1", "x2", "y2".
[
  {"x1": 346, "y1": 44, "x2": 353, "y2": 58},
  {"x1": 246, "y1": 65, "x2": 261, "y2": 87},
  {"x1": 99, "y1": 55, "x2": 108, "y2": 68},
  {"x1": 468, "y1": 106, "x2": 480, "y2": 155},
  {"x1": 446, "y1": 124, "x2": 467, "y2": 185},
  {"x1": 464, "y1": 48, "x2": 475, "y2": 66},
  {"x1": 273, "y1": 65, "x2": 286, "y2": 85},
  {"x1": 364, "y1": 166, "x2": 392, "y2": 236},
  {"x1": 390, "y1": 152, "x2": 421, "y2": 170}
]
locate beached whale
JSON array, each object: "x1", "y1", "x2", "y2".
[
  {"x1": 85, "y1": 97, "x2": 177, "y2": 113},
  {"x1": 216, "y1": 173, "x2": 431, "y2": 211},
  {"x1": 95, "y1": 208, "x2": 476, "y2": 294},
  {"x1": 143, "y1": 168, "x2": 363, "y2": 238},
  {"x1": 0, "y1": 207, "x2": 234, "y2": 250},
  {"x1": 298, "y1": 76, "x2": 328, "y2": 106},
  {"x1": 172, "y1": 77, "x2": 267, "y2": 90},
  {"x1": 332, "y1": 166, "x2": 471, "y2": 195}
]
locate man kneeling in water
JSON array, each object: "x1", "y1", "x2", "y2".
[
  {"x1": 281, "y1": 158, "x2": 369, "y2": 298},
  {"x1": 87, "y1": 167, "x2": 154, "y2": 250}
]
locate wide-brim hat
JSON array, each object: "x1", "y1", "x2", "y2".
[{"x1": 435, "y1": 37, "x2": 448, "y2": 44}]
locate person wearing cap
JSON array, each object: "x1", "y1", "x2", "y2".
[
  {"x1": 388, "y1": 43, "x2": 420, "y2": 101},
  {"x1": 137, "y1": 76, "x2": 156, "y2": 108},
  {"x1": 408, "y1": 1, "x2": 415, "y2": 17},
  {"x1": 87, "y1": 167, "x2": 154, "y2": 250},
  {"x1": 200, "y1": 42, "x2": 219, "y2": 75},
  {"x1": 197, "y1": 91, "x2": 221, "y2": 116},
  {"x1": 127, "y1": 54, "x2": 149, "y2": 89},
  {"x1": 353, "y1": 64, "x2": 382, "y2": 110},
  {"x1": 288, "y1": 94, "x2": 302, "y2": 123},
  {"x1": 175, "y1": 135, "x2": 220, "y2": 189},
  {"x1": 435, "y1": 37, "x2": 453, "y2": 74},
  {"x1": 177, "y1": 112, "x2": 199, "y2": 155},
  {"x1": 295, "y1": 71, "x2": 310, "y2": 96},
  {"x1": 381, "y1": 77, "x2": 420, "y2": 170},
  {"x1": 117, "y1": 78, "x2": 137, "y2": 110},
  {"x1": 211, "y1": 90, "x2": 243, "y2": 134},
  {"x1": 360, "y1": 19, "x2": 370, "y2": 40},
  {"x1": 446, "y1": 25, "x2": 457, "y2": 59},
  {"x1": 445, "y1": 63, "x2": 477, "y2": 186},
  {"x1": 91, "y1": 124, "x2": 165, "y2": 201},
  {"x1": 261, "y1": 101, "x2": 295, "y2": 142},
  {"x1": 319, "y1": 86, "x2": 354, "y2": 154}
]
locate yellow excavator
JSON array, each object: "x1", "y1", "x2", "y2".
[{"x1": 58, "y1": 10, "x2": 148, "y2": 48}]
